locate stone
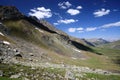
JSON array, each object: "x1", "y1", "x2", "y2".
[
  {"x1": 2, "y1": 41, "x2": 10, "y2": 45},
  {"x1": 15, "y1": 54, "x2": 22, "y2": 58},
  {"x1": 0, "y1": 70, "x2": 3, "y2": 76},
  {"x1": 29, "y1": 53, "x2": 34, "y2": 56},
  {"x1": 10, "y1": 73, "x2": 21, "y2": 78},
  {"x1": 65, "y1": 70, "x2": 75, "y2": 80},
  {"x1": 75, "y1": 78, "x2": 79, "y2": 80}
]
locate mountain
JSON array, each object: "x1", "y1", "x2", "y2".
[
  {"x1": 99, "y1": 40, "x2": 120, "y2": 50},
  {"x1": 0, "y1": 6, "x2": 120, "y2": 80},
  {"x1": 82, "y1": 38, "x2": 110, "y2": 46},
  {"x1": 0, "y1": 6, "x2": 94, "y2": 64}
]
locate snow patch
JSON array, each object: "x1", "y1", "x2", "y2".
[
  {"x1": 71, "y1": 57, "x2": 77, "y2": 60},
  {"x1": 0, "y1": 32, "x2": 4, "y2": 36},
  {"x1": 2, "y1": 41, "x2": 10, "y2": 45},
  {"x1": 35, "y1": 27, "x2": 44, "y2": 33},
  {"x1": 73, "y1": 48, "x2": 81, "y2": 53}
]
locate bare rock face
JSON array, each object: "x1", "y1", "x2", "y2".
[
  {"x1": 0, "y1": 70, "x2": 3, "y2": 76},
  {"x1": 0, "y1": 6, "x2": 24, "y2": 20},
  {"x1": 0, "y1": 41, "x2": 22, "y2": 63}
]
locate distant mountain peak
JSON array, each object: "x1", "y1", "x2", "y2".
[{"x1": 82, "y1": 38, "x2": 110, "y2": 46}]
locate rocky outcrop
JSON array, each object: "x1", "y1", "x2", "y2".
[
  {"x1": 0, "y1": 6, "x2": 24, "y2": 20},
  {"x1": 0, "y1": 41, "x2": 22, "y2": 63}
]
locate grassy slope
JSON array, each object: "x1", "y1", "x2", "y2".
[
  {"x1": 92, "y1": 47, "x2": 120, "y2": 71},
  {"x1": 1, "y1": 19, "x2": 120, "y2": 71},
  {"x1": 46, "y1": 50, "x2": 120, "y2": 71},
  {"x1": 3, "y1": 20, "x2": 52, "y2": 49},
  {"x1": 2, "y1": 19, "x2": 88, "y2": 58}
]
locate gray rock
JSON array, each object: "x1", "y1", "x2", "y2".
[
  {"x1": 10, "y1": 73, "x2": 21, "y2": 78},
  {"x1": 0, "y1": 70, "x2": 3, "y2": 76},
  {"x1": 65, "y1": 70, "x2": 75, "y2": 80}
]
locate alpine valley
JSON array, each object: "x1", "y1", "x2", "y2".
[{"x1": 0, "y1": 6, "x2": 120, "y2": 80}]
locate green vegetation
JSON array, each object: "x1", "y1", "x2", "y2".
[
  {"x1": 0, "y1": 77, "x2": 20, "y2": 80},
  {"x1": 2, "y1": 20, "x2": 51, "y2": 49},
  {"x1": 0, "y1": 63, "x2": 120, "y2": 80},
  {"x1": 81, "y1": 73, "x2": 120, "y2": 80},
  {"x1": 1, "y1": 19, "x2": 120, "y2": 72},
  {"x1": 0, "y1": 63, "x2": 65, "y2": 80}
]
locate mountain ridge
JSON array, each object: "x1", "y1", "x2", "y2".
[
  {"x1": 0, "y1": 5, "x2": 95, "y2": 64},
  {"x1": 81, "y1": 38, "x2": 110, "y2": 46}
]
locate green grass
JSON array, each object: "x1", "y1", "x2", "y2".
[
  {"x1": 0, "y1": 63, "x2": 65, "y2": 80},
  {"x1": 92, "y1": 47, "x2": 120, "y2": 65},
  {"x1": 3, "y1": 20, "x2": 51, "y2": 49},
  {"x1": 0, "y1": 63, "x2": 120, "y2": 80},
  {"x1": 92, "y1": 47, "x2": 120, "y2": 57},
  {"x1": 83, "y1": 73, "x2": 120, "y2": 80},
  {"x1": 0, "y1": 77, "x2": 21, "y2": 80}
]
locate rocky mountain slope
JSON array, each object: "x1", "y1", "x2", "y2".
[{"x1": 0, "y1": 6, "x2": 95, "y2": 64}]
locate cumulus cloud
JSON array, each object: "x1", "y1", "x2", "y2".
[
  {"x1": 68, "y1": 27, "x2": 84, "y2": 33},
  {"x1": 93, "y1": 8, "x2": 110, "y2": 17},
  {"x1": 58, "y1": 1, "x2": 72, "y2": 9},
  {"x1": 86, "y1": 27, "x2": 97, "y2": 31},
  {"x1": 58, "y1": 19, "x2": 78, "y2": 24},
  {"x1": 67, "y1": 9, "x2": 80, "y2": 15},
  {"x1": 76, "y1": 27, "x2": 84, "y2": 31},
  {"x1": 68, "y1": 28, "x2": 76, "y2": 32},
  {"x1": 101, "y1": 21, "x2": 120, "y2": 28},
  {"x1": 68, "y1": 27, "x2": 98, "y2": 33},
  {"x1": 55, "y1": 19, "x2": 78, "y2": 25},
  {"x1": 28, "y1": 7, "x2": 52, "y2": 19},
  {"x1": 76, "y1": 6, "x2": 82, "y2": 9},
  {"x1": 53, "y1": 23, "x2": 59, "y2": 25}
]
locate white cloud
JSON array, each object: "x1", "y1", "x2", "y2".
[
  {"x1": 54, "y1": 12, "x2": 63, "y2": 19},
  {"x1": 78, "y1": 31, "x2": 84, "y2": 33},
  {"x1": 65, "y1": 1, "x2": 72, "y2": 7},
  {"x1": 101, "y1": 21, "x2": 120, "y2": 28},
  {"x1": 28, "y1": 7, "x2": 52, "y2": 19},
  {"x1": 86, "y1": 27, "x2": 97, "y2": 31},
  {"x1": 68, "y1": 21, "x2": 120, "y2": 33},
  {"x1": 53, "y1": 19, "x2": 78, "y2": 25},
  {"x1": 76, "y1": 27, "x2": 84, "y2": 31},
  {"x1": 76, "y1": 6, "x2": 82, "y2": 9},
  {"x1": 67, "y1": 9, "x2": 80, "y2": 15},
  {"x1": 58, "y1": 1, "x2": 72, "y2": 9},
  {"x1": 68, "y1": 27, "x2": 84, "y2": 33},
  {"x1": 68, "y1": 27, "x2": 97, "y2": 33},
  {"x1": 93, "y1": 8, "x2": 110, "y2": 17},
  {"x1": 53, "y1": 23, "x2": 59, "y2": 25},
  {"x1": 68, "y1": 28, "x2": 76, "y2": 32},
  {"x1": 57, "y1": 19, "x2": 78, "y2": 24}
]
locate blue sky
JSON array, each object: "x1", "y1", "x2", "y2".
[{"x1": 0, "y1": 0, "x2": 120, "y2": 40}]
